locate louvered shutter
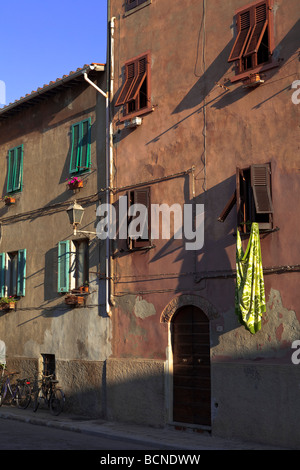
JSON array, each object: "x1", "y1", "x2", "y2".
[
  {"x1": 80, "y1": 119, "x2": 91, "y2": 170},
  {"x1": 0, "y1": 253, "x2": 5, "y2": 298},
  {"x1": 58, "y1": 241, "x2": 70, "y2": 293},
  {"x1": 244, "y1": 2, "x2": 268, "y2": 57},
  {"x1": 17, "y1": 249, "x2": 26, "y2": 297},
  {"x1": 70, "y1": 124, "x2": 80, "y2": 173},
  {"x1": 133, "y1": 188, "x2": 150, "y2": 247},
  {"x1": 115, "y1": 61, "x2": 137, "y2": 107},
  {"x1": 7, "y1": 149, "x2": 15, "y2": 193},
  {"x1": 228, "y1": 10, "x2": 252, "y2": 62},
  {"x1": 126, "y1": 57, "x2": 147, "y2": 102},
  {"x1": 251, "y1": 164, "x2": 273, "y2": 214},
  {"x1": 14, "y1": 145, "x2": 23, "y2": 191}
]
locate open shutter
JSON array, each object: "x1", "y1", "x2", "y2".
[
  {"x1": 70, "y1": 124, "x2": 80, "y2": 173},
  {"x1": 228, "y1": 10, "x2": 252, "y2": 62},
  {"x1": 58, "y1": 241, "x2": 70, "y2": 293},
  {"x1": 251, "y1": 164, "x2": 273, "y2": 214},
  {"x1": 7, "y1": 149, "x2": 15, "y2": 193},
  {"x1": 115, "y1": 61, "x2": 137, "y2": 107},
  {"x1": 218, "y1": 191, "x2": 237, "y2": 222},
  {"x1": 80, "y1": 119, "x2": 91, "y2": 170},
  {"x1": 244, "y1": 2, "x2": 268, "y2": 57},
  {"x1": 0, "y1": 253, "x2": 5, "y2": 298},
  {"x1": 126, "y1": 57, "x2": 147, "y2": 102},
  {"x1": 14, "y1": 145, "x2": 23, "y2": 191},
  {"x1": 17, "y1": 249, "x2": 26, "y2": 297}
]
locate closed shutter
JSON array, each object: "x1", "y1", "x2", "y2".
[
  {"x1": 7, "y1": 145, "x2": 23, "y2": 193},
  {"x1": 7, "y1": 148, "x2": 15, "y2": 193},
  {"x1": 0, "y1": 253, "x2": 5, "y2": 298},
  {"x1": 17, "y1": 249, "x2": 26, "y2": 297},
  {"x1": 70, "y1": 123, "x2": 80, "y2": 173},
  {"x1": 244, "y1": 2, "x2": 268, "y2": 57},
  {"x1": 14, "y1": 146, "x2": 23, "y2": 191},
  {"x1": 228, "y1": 10, "x2": 252, "y2": 62},
  {"x1": 80, "y1": 119, "x2": 91, "y2": 170},
  {"x1": 251, "y1": 164, "x2": 273, "y2": 214},
  {"x1": 133, "y1": 188, "x2": 150, "y2": 247},
  {"x1": 58, "y1": 241, "x2": 70, "y2": 293}
]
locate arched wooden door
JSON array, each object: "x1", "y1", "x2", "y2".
[{"x1": 172, "y1": 305, "x2": 211, "y2": 426}]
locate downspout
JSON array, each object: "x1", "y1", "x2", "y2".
[{"x1": 82, "y1": 12, "x2": 115, "y2": 317}]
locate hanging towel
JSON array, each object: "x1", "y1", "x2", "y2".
[{"x1": 235, "y1": 222, "x2": 266, "y2": 334}]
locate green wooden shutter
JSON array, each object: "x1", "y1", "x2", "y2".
[
  {"x1": 17, "y1": 249, "x2": 26, "y2": 297},
  {"x1": 14, "y1": 145, "x2": 23, "y2": 191},
  {"x1": 7, "y1": 148, "x2": 15, "y2": 193},
  {"x1": 0, "y1": 253, "x2": 6, "y2": 298},
  {"x1": 58, "y1": 241, "x2": 70, "y2": 293},
  {"x1": 70, "y1": 124, "x2": 80, "y2": 173},
  {"x1": 80, "y1": 119, "x2": 91, "y2": 170}
]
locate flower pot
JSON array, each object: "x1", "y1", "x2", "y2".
[
  {"x1": 4, "y1": 197, "x2": 16, "y2": 206},
  {"x1": 64, "y1": 295, "x2": 85, "y2": 306},
  {"x1": 1, "y1": 302, "x2": 16, "y2": 311},
  {"x1": 68, "y1": 180, "x2": 83, "y2": 190}
]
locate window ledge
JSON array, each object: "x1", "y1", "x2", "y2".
[
  {"x1": 230, "y1": 62, "x2": 279, "y2": 84},
  {"x1": 124, "y1": 0, "x2": 151, "y2": 16}
]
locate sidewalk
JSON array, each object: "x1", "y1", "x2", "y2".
[{"x1": 0, "y1": 404, "x2": 289, "y2": 450}]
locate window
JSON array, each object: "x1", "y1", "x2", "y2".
[
  {"x1": 0, "y1": 249, "x2": 26, "y2": 297},
  {"x1": 41, "y1": 354, "x2": 56, "y2": 376},
  {"x1": 69, "y1": 118, "x2": 91, "y2": 174},
  {"x1": 7, "y1": 145, "x2": 23, "y2": 193},
  {"x1": 127, "y1": 187, "x2": 151, "y2": 249},
  {"x1": 115, "y1": 53, "x2": 151, "y2": 119},
  {"x1": 57, "y1": 240, "x2": 89, "y2": 293},
  {"x1": 218, "y1": 163, "x2": 273, "y2": 232},
  {"x1": 228, "y1": 0, "x2": 274, "y2": 79},
  {"x1": 125, "y1": 0, "x2": 149, "y2": 12}
]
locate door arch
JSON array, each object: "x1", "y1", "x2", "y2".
[{"x1": 172, "y1": 305, "x2": 211, "y2": 426}]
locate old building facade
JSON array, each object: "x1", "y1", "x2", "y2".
[
  {"x1": 0, "y1": 64, "x2": 110, "y2": 415},
  {"x1": 107, "y1": 0, "x2": 300, "y2": 448}
]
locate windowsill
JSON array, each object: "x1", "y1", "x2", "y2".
[
  {"x1": 230, "y1": 61, "x2": 279, "y2": 84},
  {"x1": 124, "y1": 0, "x2": 151, "y2": 16},
  {"x1": 118, "y1": 106, "x2": 153, "y2": 124}
]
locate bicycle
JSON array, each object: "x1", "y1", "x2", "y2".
[
  {"x1": 33, "y1": 374, "x2": 65, "y2": 416},
  {"x1": 0, "y1": 365, "x2": 32, "y2": 409}
]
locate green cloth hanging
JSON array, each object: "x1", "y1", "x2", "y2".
[{"x1": 235, "y1": 222, "x2": 266, "y2": 334}]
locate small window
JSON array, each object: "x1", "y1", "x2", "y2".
[
  {"x1": 127, "y1": 187, "x2": 151, "y2": 249},
  {"x1": 218, "y1": 163, "x2": 273, "y2": 232},
  {"x1": 0, "y1": 249, "x2": 27, "y2": 297},
  {"x1": 57, "y1": 240, "x2": 89, "y2": 293},
  {"x1": 115, "y1": 53, "x2": 151, "y2": 119},
  {"x1": 69, "y1": 118, "x2": 91, "y2": 174},
  {"x1": 228, "y1": 0, "x2": 274, "y2": 78},
  {"x1": 7, "y1": 145, "x2": 23, "y2": 193},
  {"x1": 41, "y1": 354, "x2": 56, "y2": 377},
  {"x1": 125, "y1": 0, "x2": 149, "y2": 12}
]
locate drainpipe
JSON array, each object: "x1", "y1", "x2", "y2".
[{"x1": 82, "y1": 14, "x2": 115, "y2": 317}]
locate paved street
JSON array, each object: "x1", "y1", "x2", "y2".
[{"x1": 0, "y1": 417, "x2": 165, "y2": 450}]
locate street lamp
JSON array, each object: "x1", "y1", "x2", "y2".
[{"x1": 66, "y1": 200, "x2": 97, "y2": 238}]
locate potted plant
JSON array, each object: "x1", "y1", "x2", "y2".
[
  {"x1": 0, "y1": 296, "x2": 17, "y2": 310},
  {"x1": 67, "y1": 176, "x2": 83, "y2": 190},
  {"x1": 4, "y1": 195, "x2": 16, "y2": 206},
  {"x1": 64, "y1": 294, "x2": 85, "y2": 307},
  {"x1": 83, "y1": 282, "x2": 89, "y2": 293}
]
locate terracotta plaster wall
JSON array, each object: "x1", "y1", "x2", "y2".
[{"x1": 110, "y1": 0, "x2": 300, "y2": 361}]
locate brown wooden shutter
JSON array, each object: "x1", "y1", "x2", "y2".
[
  {"x1": 126, "y1": 57, "x2": 147, "y2": 102},
  {"x1": 218, "y1": 191, "x2": 236, "y2": 222},
  {"x1": 115, "y1": 61, "x2": 137, "y2": 107},
  {"x1": 228, "y1": 10, "x2": 252, "y2": 62},
  {"x1": 250, "y1": 164, "x2": 273, "y2": 214},
  {"x1": 244, "y1": 2, "x2": 268, "y2": 57},
  {"x1": 128, "y1": 187, "x2": 151, "y2": 248}
]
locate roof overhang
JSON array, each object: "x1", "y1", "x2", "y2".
[{"x1": 0, "y1": 63, "x2": 105, "y2": 121}]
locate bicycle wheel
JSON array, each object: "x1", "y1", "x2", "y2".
[
  {"x1": 16, "y1": 383, "x2": 32, "y2": 409},
  {"x1": 50, "y1": 388, "x2": 65, "y2": 416},
  {"x1": 32, "y1": 388, "x2": 41, "y2": 412}
]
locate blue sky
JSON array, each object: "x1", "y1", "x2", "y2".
[{"x1": 0, "y1": 0, "x2": 107, "y2": 107}]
